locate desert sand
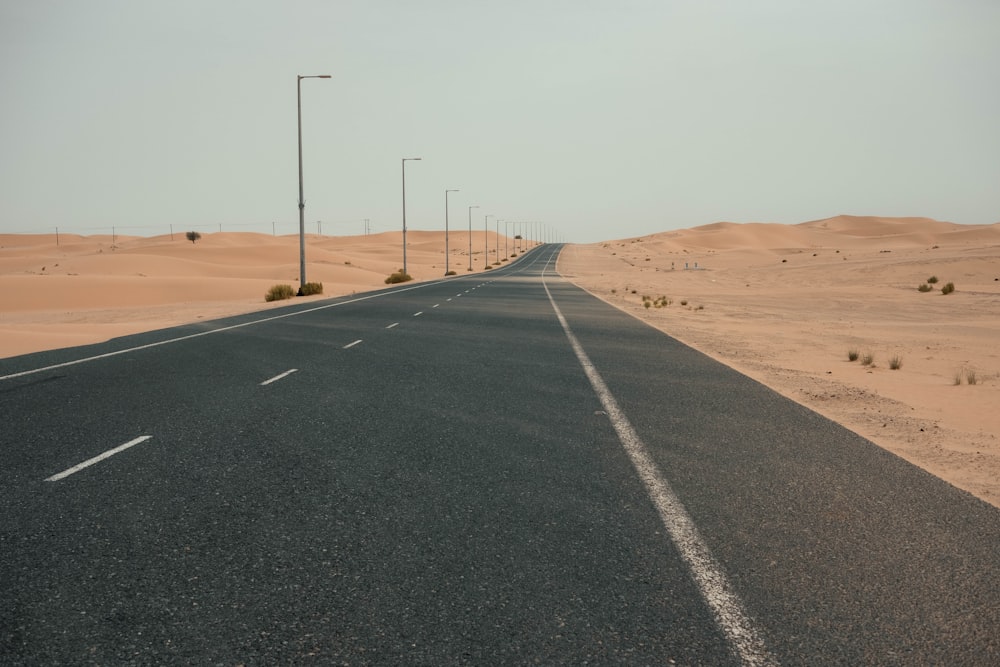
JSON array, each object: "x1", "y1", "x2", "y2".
[{"x1": 2, "y1": 217, "x2": 998, "y2": 507}]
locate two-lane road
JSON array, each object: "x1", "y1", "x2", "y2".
[{"x1": 2, "y1": 245, "x2": 998, "y2": 665}]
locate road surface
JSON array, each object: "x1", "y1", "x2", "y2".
[{"x1": 2, "y1": 244, "x2": 998, "y2": 665}]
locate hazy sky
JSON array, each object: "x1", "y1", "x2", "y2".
[{"x1": 2, "y1": 1, "x2": 997, "y2": 243}]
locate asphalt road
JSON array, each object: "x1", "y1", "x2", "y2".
[{"x1": 2, "y1": 244, "x2": 998, "y2": 665}]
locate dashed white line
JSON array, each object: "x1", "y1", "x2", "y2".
[
  {"x1": 433, "y1": 304, "x2": 440, "y2": 308},
  {"x1": 542, "y1": 273, "x2": 777, "y2": 667},
  {"x1": 343, "y1": 339, "x2": 363, "y2": 349},
  {"x1": 45, "y1": 435, "x2": 153, "y2": 482},
  {"x1": 386, "y1": 322, "x2": 399, "y2": 329},
  {"x1": 446, "y1": 298, "x2": 453, "y2": 302},
  {"x1": 260, "y1": 368, "x2": 298, "y2": 385},
  {"x1": 413, "y1": 311, "x2": 423, "y2": 317}
]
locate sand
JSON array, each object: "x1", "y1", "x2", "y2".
[
  {"x1": 2, "y1": 217, "x2": 998, "y2": 507},
  {"x1": 558, "y1": 215, "x2": 1000, "y2": 507}
]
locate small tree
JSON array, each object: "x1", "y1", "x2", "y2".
[{"x1": 186, "y1": 231, "x2": 202, "y2": 244}]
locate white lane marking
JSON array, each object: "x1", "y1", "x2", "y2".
[
  {"x1": 0, "y1": 277, "x2": 455, "y2": 382},
  {"x1": 446, "y1": 298, "x2": 452, "y2": 302},
  {"x1": 433, "y1": 304, "x2": 440, "y2": 308},
  {"x1": 413, "y1": 311, "x2": 423, "y2": 317},
  {"x1": 260, "y1": 368, "x2": 298, "y2": 385},
  {"x1": 386, "y1": 322, "x2": 399, "y2": 329},
  {"x1": 343, "y1": 339, "x2": 363, "y2": 349},
  {"x1": 542, "y1": 271, "x2": 777, "y2": 667},
  {"x1": 45, "y1": 435, "x2": 153, "y2": 482}
]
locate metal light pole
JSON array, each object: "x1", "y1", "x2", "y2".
[
  {"x1": 401, "y1": 157, "x2": 422, "y2": 275},
  {"x1": 496, "y1": 219, "x2": 502, "y2": 262},
  {"x1": 297, "y1": 74, "x2": 331, "y2": 295},
  {"x1": 444, "y1": 189, "x2": 459, "y2": 275},
  {"x1": 484, "y1": 214, "x2": 494, "y2": 267},
  {"x1": 467, "y1": 205, "x2": 479, "y2": 271},
  {"x1": 504, "y1": 221, "x2": 509, "y2": 259}
]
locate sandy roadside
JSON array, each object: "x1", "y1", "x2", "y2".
[{"x1": 558, "y1": 229, "x2": 1000, "y2": 508}]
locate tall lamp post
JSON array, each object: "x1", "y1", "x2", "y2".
[
  {"x1": 484, "y1": 214, "x2": 494, "y2": 267},
  {"x1": 297, "y1": 74, "x2": 331, "y2": 295},
  {"x1": 467, "y1": 205, "x2": 479, "y2": 271},
  {"x1": 444, "y1": 188, "x2": 459, "y2": 275},
  {"x1": 401, "y1": 157, "x2": 422, "y2": 275}
]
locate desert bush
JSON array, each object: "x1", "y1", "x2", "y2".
[
  {"x1": 265, "y1": 284, "x2": 295, "y2": 302},
  {"x1": 680, "y1": 299, "x2": 688, "y2": 306},
  {"x1": 966, "y1": 368, "x2": 978, "y2": 385},
  {"x1": 848, "y1": 349, "x2": 860, "y2": 362},
  {"x1": 861, "y1": 352, "x2": 875, "y2": 366},
  {"x1": 445, "y1": 270, "x2": 457, "y2": 276},
  {"x1": 953, "y1": 370, "x2": 963, "y2": 385},
  {"x1": 889, "y1": 355, "x2": 903, "y2": 370},
  {"x1": 644, "y1": 301, "x2": 651, "y2": 309},
  {"x1": 299, "y1": 281, "x2": 323, "y2": 296},
  {"x1": 917, "y1": 284, "x2": 933, "y2": 292},
  {"x1": 927, "y1": 276, "x2": 939, "y2": 284},
  {"x1": 186, "y1": 231, "x2": 201, "y2": 244},
  {"x1": 384, "y1": 269, "x2": 413, "y2": 284},
  {"x1": 941, "y1": 282, "x2": 955, "y2": 294}
]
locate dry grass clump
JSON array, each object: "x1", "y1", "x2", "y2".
[
  {"x1": 917, "y1": 283, "x2": 933, "y2": 292},
  {"x1": 299, "y1": 282, "x2": 323, "y2": 296},
  {"x1": 861, "y1": 352, "x2": 875, "y2": 367},
  {"x1": 927, "y1": 276, "x2": 939, "y2": 284},
  {"x1": 385, "y1": 269, "x2": 413, "y2": 284},
  {"x1": 847, "y1": 349, "x2": 860, "y2": 362},
  {"x1": 889, "y1": 354, "x2": 903, "y2": 370},
  {"x1": 941, "y1": 282, "x2": 956, "y2": 295},
  {"x1": 265, "y1": 284, "x2": 295, "y2": 302},
  {"x1": 952, "y1": 367, "x2": 979, "y2": 385}
]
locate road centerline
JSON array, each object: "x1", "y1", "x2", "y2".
[
  {"x1": 260, "y1": 368, "x2": 298, "y2": 386},
  {"x1": 343, "y1": 339, "x2": 363, "y2": 349},
  {"x1": 45, "y1": 435, "x2": 153, "y2": 482}
]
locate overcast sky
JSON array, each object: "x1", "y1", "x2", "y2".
[{"x1": 1, "y1": 0, "x2": 997, "y2": 243}]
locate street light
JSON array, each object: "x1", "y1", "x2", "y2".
[
  {"x1": 484, "y1": 214, "x2": 494, "y2": 267},
  {"x1": 444, "y1": 189, "x2": 459, "y2": 275},
  {"x1": 467, "y1": 205, "x2": 479, "y2": 271},
  {"x1": 296, "y1": 74, "x2": 331, "y2": 295},
  {"x1": 401, "y1": 157, "x2": 422, "y2": 275}
]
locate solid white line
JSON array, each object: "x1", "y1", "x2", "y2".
[
  {"x1": 541, "y1": 270, "x2": 777, "y2": 667},
  {"x1": 343, "y1": 339, "x2": 363, "y2": 349},
  {"x1": 386, "y1": 322, "x2": 399, "y2": 329},
  {"x1": 45, "y1": 435, "x2": 153, "y2": 482},
  {"x1": 260, "y1": 368, "x2": 298, "y2": 385}
]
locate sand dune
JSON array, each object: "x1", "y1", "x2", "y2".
[
  {"x1": 560, "y1": 215, "x2": 1000, "y2": 506},
  {"x1": 3, "y1": 217, "x2": 999, "y2": 508}
]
